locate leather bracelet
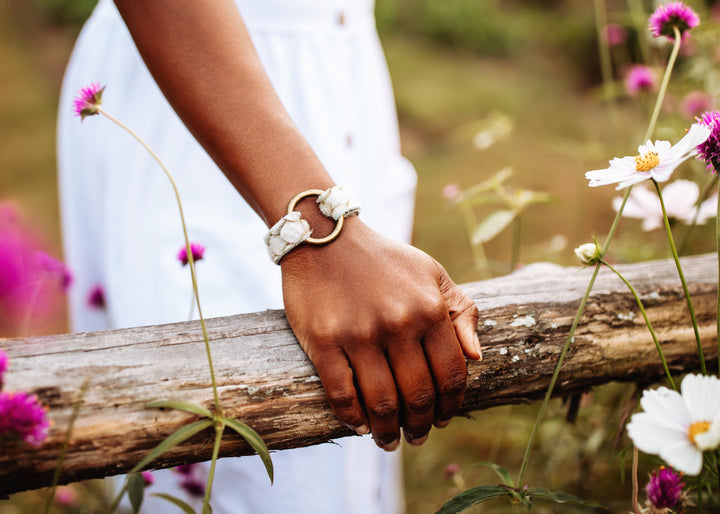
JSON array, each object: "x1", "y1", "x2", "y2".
[{"x1": 264, "y1": 186, "x2": 360, "y2": 264}]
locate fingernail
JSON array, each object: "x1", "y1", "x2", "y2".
[
  {"x1": 435, "y1": 419, "x2": 451, "y2": 429},
  {"x1": 346, "y1": 423, "x2": 370, "y2": 436},
  {"x1": 381, "y1": 439, "x2": 400, "y2": 452},
  {"x1": 471, "y1": 328, "x2": 483, "y2": 361},
  {"x1": 406, "y1": 433, "x2": 428, "y2": 447}
]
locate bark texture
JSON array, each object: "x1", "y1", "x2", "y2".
[{"x1": 0, "y1": 253, "x2": 716, "y2": 495}]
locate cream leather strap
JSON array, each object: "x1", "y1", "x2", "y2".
[{"x1": 264, "y1": 186, "x2": 360, "y2": 264}]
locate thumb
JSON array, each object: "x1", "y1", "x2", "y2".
[{"x1": 434, "y1": 261, "x2": 482, "y2": 360}]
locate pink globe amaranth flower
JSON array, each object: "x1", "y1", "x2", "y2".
[
  {"x1": 648, "y1": 2, "x2": 700, "y2": 42},
  {"x1": 180, "y1": 477, "x2": 206, "y2": 498},
  {"x1": 0, "y1": 217, "x2": 62, "y2": 329},
  {"x1": 72, "y1": 82, "x2": 105, "y2": 120},
  {"x1": 53, "y1": 485, "x2": 79, "y2": 507},
  {"x1": 680, "y1": 90, "x2": 714, "y2": 119},
  {"x1": 86, "y1": 283, "x2": 106, "y2": 310},
  {"x1": 603, "y1": 23, "x2": 628, "y2": 46},
  {"x1": 697, "y1": 110, "x2": 720, "y2": 173},
  {"x1": 177, "y1": 242, "x2": 205, "y2": 266},
  {"x1": 0, "y1": 391, "x2": 50, "y2": 447},
  {"x1": 646, "y1": 467, "x2": 684, "y2": 509},
  {"x1": 442, "y1": 183, "x2": 460, "y2": 200},
  {"x1": 141, "y1": 470, "x2": 155, "y2": 486},
  {"x1": 444, "y1": 462, "x2": 461, "y2": 479},
  {"x1": 33, "y1": 251, "x2": 73, "y2": 293},
  {"x1": 0, "y1": 349, "x2": 7, "y2": 389},
  {"x1": 625, "y1": 65, "x2": 657, "y2": 97},
  {"x1": 174, "y1": 463, "x2": 198, "y2": 476}
]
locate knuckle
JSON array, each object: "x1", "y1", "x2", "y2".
[
  {"x1": 419, "y1": 294, "x2": 448, "y2": 325},
  {"x1": 368, "y1": 398, "x2": 399, "y2": 421},
  {"x1": 406, "y1": 389, "x2": 436, "y2": 416},
  {"x1": 326, "y1": 387, "x2": 356, "y2": 411},
  {"x1": 438, "y1": 372, "x2": 467, "y2": 398}
]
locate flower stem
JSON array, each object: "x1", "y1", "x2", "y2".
[
  {"x1": 593, "y1": 0, "x2": 619, "y2": 138},
  {"x1": 716, "y1": 178, "x2": 720, "y2": 374},
  {"x1": 631, "y1": 446, "x2": 640, "y2": 514},
  {"x1": 653, "y1": 179, "x2": 706, "y2": 375},
  {"x1": 601, "y1": 259, "x2": 676, "y2": 390},
  {"x1": 99, "y1": 108, "x2": 220, "y2": 409},
  {"x1": 202, "y1": 423, "x2": 224, "y2": 514},
  {"x1": 625, "y1": 0, "x2": 650, "y2": 65},
  {"x1": 43, "y1": 378, "x2": 90, "y2": 514},
  {"x1": 510, "y1": 216, "x2": 521, "y2": 272},
  {"x1": 643, "y1": 26, "x2": 682, "y2": 142},
  {"x1": 516, "y1": 188, "x2": 632, "y2": 486},
  {"x1": 678, "y1": 173, "x2": 718, "y2": 255}
]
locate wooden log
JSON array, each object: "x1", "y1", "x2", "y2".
[{"x1": 0, "y1": 253, "x2": 717, "y2": 495}]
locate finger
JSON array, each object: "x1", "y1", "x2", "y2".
[
  {"x1": 312, "y1": 348, "x2": 369, "y2": 436},
  {"x1": 435, "y1": 262, "x2": 482, "y2": 360},
  {"x1": 422, "y1": 310, "x2": 468, "y2": 428},
  {"x1": 348, "y1": 348, "x2": 401, "y2": 451},
  {"x1": 386, "y1": 339, "x2": 436, "y2": 446}
]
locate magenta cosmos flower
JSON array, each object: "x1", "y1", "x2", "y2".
[
  {"x1": 72, "y1": 82, "x2": 105, "y2": 120},
  {"x1": 625, "y1": 65, "x2": 657, "y2": 96},
  {"x1": 0, "y1": 391, "x2": 50, "y2": 447},
  {"x1": 177, "y1": 242, "x2": 205, "y2": 266},
  {"x1": 697, "y1": 110, "x2": 720, "y2": 173},
  {"x1": 646, "y1": 467, "x2": 684, "y2": 509},
  {"x1": 648, "y1": 2, "x2": 700, "y2": 41}
]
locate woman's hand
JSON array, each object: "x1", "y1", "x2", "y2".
[{"x1": 281, "y1": 216, "x2": 481, "y2": 450}]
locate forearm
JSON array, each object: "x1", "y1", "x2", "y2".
[{"x1": 113, "y1": 0, "x2": 334, "y2": 226}]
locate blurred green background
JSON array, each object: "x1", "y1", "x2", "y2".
[{"x1": 1, "y1": 0, "x2": 718, "y2": 512}]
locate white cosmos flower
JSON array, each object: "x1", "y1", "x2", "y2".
[
  {"x1": 612, "y1": 180, "x2": 714, "y2": 231},
  {"x1": 627, "y1": 374, "x2": 720, "y2": 475},
  {"x1": 586, "y1": 123, "x2": 711, "y2": 190}
]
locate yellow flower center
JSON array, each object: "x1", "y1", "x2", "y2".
[
  {"x1": 634, "y1": 151, "x2": 660, "y2": 171},
  {"x1": 688, "y1": 421, "x2": 711, "y2": 446}
]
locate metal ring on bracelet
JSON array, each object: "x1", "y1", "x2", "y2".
[{"x1": 286, "y1": 189, "x2": 344, "y2": 245}]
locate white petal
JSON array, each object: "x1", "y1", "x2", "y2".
[
  {"x1": 697, "y1": 194, "x2": 718, "y2": 224},
  {"x1": 694, "y1": 426, "x2": 720, "y2": 451},
  {"x1": 616, "y1": 173, "x2": 651, "y2": 190},
  {"x1": 627, "y1": 412, "x2": 688, "y2": 454},
  {"x1": 652, "y1": 140, "x2": 672, "y2": 156},
  {"x1": 682, "y1": 374, "x2": 720, "y2": 422},
  {"x1": 640, "y1": 387, "x2": 691, "y2": 427},
  {"x1": 659, "y1": 440, "x2": 704, "y2": 475},
  {"x1": 641, "y1": 218, "x2": 663, "y2": 231},
  {"x1": 663, "y1": 123, "x2": 711, "y2": 162}
]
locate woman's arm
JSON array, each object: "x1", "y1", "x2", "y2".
[{"x1": 113, "y1": 0, "x2": 481, "y2": 449}]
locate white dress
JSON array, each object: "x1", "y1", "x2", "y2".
[{"x1": 57, "y1": 1, "x2": 416, "y2": 513}]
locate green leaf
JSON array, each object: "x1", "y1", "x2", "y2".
[
  {"x1": 435, "y1": 484, "x2": 513, "y2": 514},
  {"x1": 475, "y1": 462, "x2": 514, "y2": 487},
  {"x1": 510, "y1": 189, "x2": 554, "y2": 210},
  {"x1": 127, "y1": 473, "x2": 145, "y2": 513},
  {"x1": 527, "y1": 487, "x2": 604, "y2": 508},
  {"x1": 152, "y1": 493, "x2": 197, "y2": 514},
  {"x1": 129, "y1": 419, "x2": 214, "y2": 474},
  {"x1": 471, "y1": 210, "x2": 516, "y2": 244},
  {"x1": 146, "y1": 400, "x2": 213, "y2": 419},
  {"x1": 223, "y1": 417, "x2": 274, "y2": 484},
  {"x1": 456, "y1": 191, "x2": 505, "y2": 208}
]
